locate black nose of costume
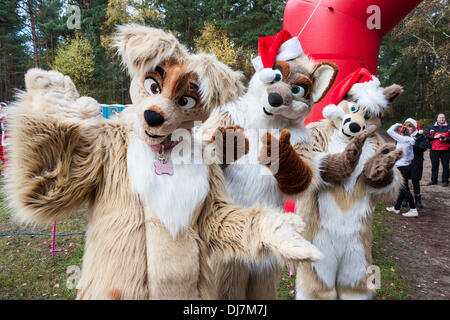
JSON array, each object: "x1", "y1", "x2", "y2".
[
  {"x1": 144, "y1": 110, "x2": 165, "y2": 127},
  {"x1": 268, "y1": 93, "x2": 283, "y2": 107},
  {"x1": 349, "y1": 122, "x2": 361, "y2": 133}
]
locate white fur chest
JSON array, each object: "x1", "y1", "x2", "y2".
[
  {"x1": 317, "y1": 131, "x2": 377, "y2": 233},
  {"x1": 311, "y1": 132, "x2": 377, "y2": 287},
  {"x1": 127, "y1": 134, "x2": 210, "y2": 238},
  {"x1": 222, "y1": 102, "x2": 311, "y2": 208},
  {"x1": 224, "y1": 128, "x2": 283, "y2": 207}
]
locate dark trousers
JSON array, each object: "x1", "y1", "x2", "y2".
[
  {"x1": 430, "y1": 150, "x2": 449, "y2": 183},
  {"x1": 412, "y1": 179, "x2": 420, "y2": 195},
  {"x1": 395, "y1": 165, "x2": 415, "y2": 210}
]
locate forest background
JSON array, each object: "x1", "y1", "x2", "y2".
[{"x1": 0, "y1": 0, "x2": 448, "y2": 126}]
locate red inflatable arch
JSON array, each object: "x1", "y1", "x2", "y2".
[{"x1": 283, "y1": 0, "x2": 423, "y2": 124}]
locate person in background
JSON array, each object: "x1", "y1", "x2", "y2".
[
  {"x1": 386, "y1": 121, "x2": 419, "y2": 217},
  {"x1": 405, "y1": 118, "x2": 429, "y2": 208},
  {"x1": 425, "y1": 113, "x2": 450, "y2": 187}
]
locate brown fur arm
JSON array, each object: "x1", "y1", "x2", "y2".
[
  {"x1": 258, "y1": 130, "x2": 313, "y2": 195},
  {"x1": 6, "y1": 112, "x2": 107, "y2": 224},
  {"x1": 196, "y1": 108, "x2": 249, "y2": 168},
  {"x1": 207, "y1": 126, "x2": 249, "y2": 169},
  {"x1": 363, "y1": 143, "x2": 403, "y2": 189},
  {"x1": 6, "y1": 69, "x2": 107, "y2": 224},
  {"x1": 318, "y1": 130, "x2": 369, "y2": 183},
  {"x1": 198, "y1": 165, "x2": 323, "y2": 264}
]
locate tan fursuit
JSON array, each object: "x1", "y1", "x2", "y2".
[
  {"x1": 295, "y1": 73, "x2": 405, "y2": 300},
  {"x1": 5, "y1": 25, "x2": 323, "y2": 300},
  {"x1": 199, "y1": 47, "x2": 373, "y2": 299}
]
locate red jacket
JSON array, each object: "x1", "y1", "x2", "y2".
[{"x1": 425, "y1": 122, "x2": 450, "y2": 151}]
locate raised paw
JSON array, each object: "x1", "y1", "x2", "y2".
[
  {"x1": 25, "y1": 68, "x2": 79, "y2": 101},
  {"x1": 363, "y1": 144, "x2": 403, "y2": 187},
  {"x1": 73, "y1": 97, "x2": 101, "y2": 119},
  {"x1": 258, "y1": 129, "x2": 292, "y2": 169},
  {"x1": 260, "y1": 213, "x2": 323, "y2": 263},
  {"x1": 23, "y1": 68, "x2": 99, "y2": 119},
  {"x1": 210, "y1": 126, "x2": 249, "y2": 168},
  {"x1": 344, "y1": 130, "x2": 370, "y2": 165}
]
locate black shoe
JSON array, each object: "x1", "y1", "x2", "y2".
[
  {"x1": 443, "y1": 182, "x2": 449, "y2": 187},
  {"x1": 414, "y1": 194, "x2": 423, "y2": 208},
  {"x1": 426, "y1": 181, "x2": 437, "y2": 186}
]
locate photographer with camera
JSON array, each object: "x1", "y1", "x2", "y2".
[
  {"x1": 425, "y1": 113, "x2": 449, "y2": 187},
  {"x1": 386, "y1": 120, "x2": 419, "y2": 217}
]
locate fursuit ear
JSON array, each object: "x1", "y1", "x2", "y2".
[
  {"x1": 189, "y1": 53, "x2": 244, "y2": 111},
  {"x1": 323, "y1": 104, "x2": 345, "y2": 121},
  {"x1": 113, "y1": 24, "x2": 188, "y2": 77},
  {"x1": 311, "y1": 62, "x2": 339, "y2": 103},
  {"x1": 383, "y1": 84, "x2": 404, "y2": 104}
]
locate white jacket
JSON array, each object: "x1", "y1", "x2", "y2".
[{"x1": 387, "y1": 123, "x2": 415, "y2": 167}]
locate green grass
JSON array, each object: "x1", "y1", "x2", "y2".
[
  {"x1": 277, "y1": 265, "x2": 296, "y2": 300},
  {"x1": 372, "y1": 203, "x2": 411, "y2": 300},
  {"x1": 0, "y1": 180, "x2": 410, "y2": 299},
  {"x1": 0, "y1": 182, "x2": 87, "y2": 300},
  {"x1": 0, "y1": 186, "x2": 10, "y2": 223},
  {"x1": 276, "y1": 203, "x2": 412, "y2": 300}
]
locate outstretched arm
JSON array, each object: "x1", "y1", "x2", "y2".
[
  {"x1": 363, "y1": 143, "x2": 403, "y2": 198},
  {"x1": 198, "y1": 164, "x2": 322, "y2": 264},
  {"x1": 316, "y1": 130, "x2": 369, "y2": 183},
  {"x1": 258, "y1": 129, "x2": 313, "y2": 195},
  {"x1": 6, "y1": 69, "x2": 106, "y2": 224}
]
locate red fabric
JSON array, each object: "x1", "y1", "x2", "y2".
[
  {"x1": 429, "y1": 131, "x2": 450, "y2": 151},
  {"x1": 283, "y1": 0, "x2": 424, "y2": 124},
  {"x1": 150, "y1": 140, "x2": 179, "y2": 153},
  {"x1": 258, "y1": 29, "x2": 294, "y2": 69},
  {"x1": 284, "y1": 199, "x2": 296, "y2": 213},
  {"x1": 330, "y1": 68, "x2": 373, "y2": 105}
]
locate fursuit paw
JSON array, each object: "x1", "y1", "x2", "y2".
[
  {"x1": 258, "y1": 129, "x2": 312, "y2": 194},
  {"x1": 343, "y1": 129, "x2": 370, "y2": 168},
  {"x1": 209, "y1": 126, "x2": 249, "y2": 168},
  {"x1": 258, "y1": 129, "x2": 292, "y2": 174},
  {"x1": 23, "y1": 68, "x2": 98, "y2": 119},
  {"x1": 25, "y1": 68, "x2": 79, "y2": 102},
  {"x1": 320, "y1": 130, "x2": 369, "y2": 182},
  {"x1": 259, "y1": 212, "x2": 323, "y2": 263},
  {"x1": 363, "y1": 144, "x2": 403, "y2": 188}
]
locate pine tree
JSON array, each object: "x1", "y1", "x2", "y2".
[{"x1": 0, "y1": 0, "x2": 29, "y2": 101}]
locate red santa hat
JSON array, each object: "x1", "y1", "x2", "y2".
[
  {"x1": 329, "y1": 67, "x2": 389, "y2": 115},
  {"x1": 251, "y1": 29, "x2": 303, "y2": 83}
]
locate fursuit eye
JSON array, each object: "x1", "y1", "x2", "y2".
[
  {"x1": 273, "y1": 70, "x2": 282, "y2": 83},
  {"x1": 350, "y1": 104, "x2": 359, "y2": 113},
  {"x1": 291, "y1": 84, "x2": 308, "y2": 98},
  {"x1": 144, "y1": 77, "x2": 161, "y2": 95},
  {"x1": 364, "y1": 112, "x2": 371, "y2": 120},
  {"x1": 176, "y1": 96, "x2": 197, "y2": 110}
]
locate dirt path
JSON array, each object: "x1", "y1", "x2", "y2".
[{"x1": 381, "y1": 147, "x2": 450, "y2": 299}]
